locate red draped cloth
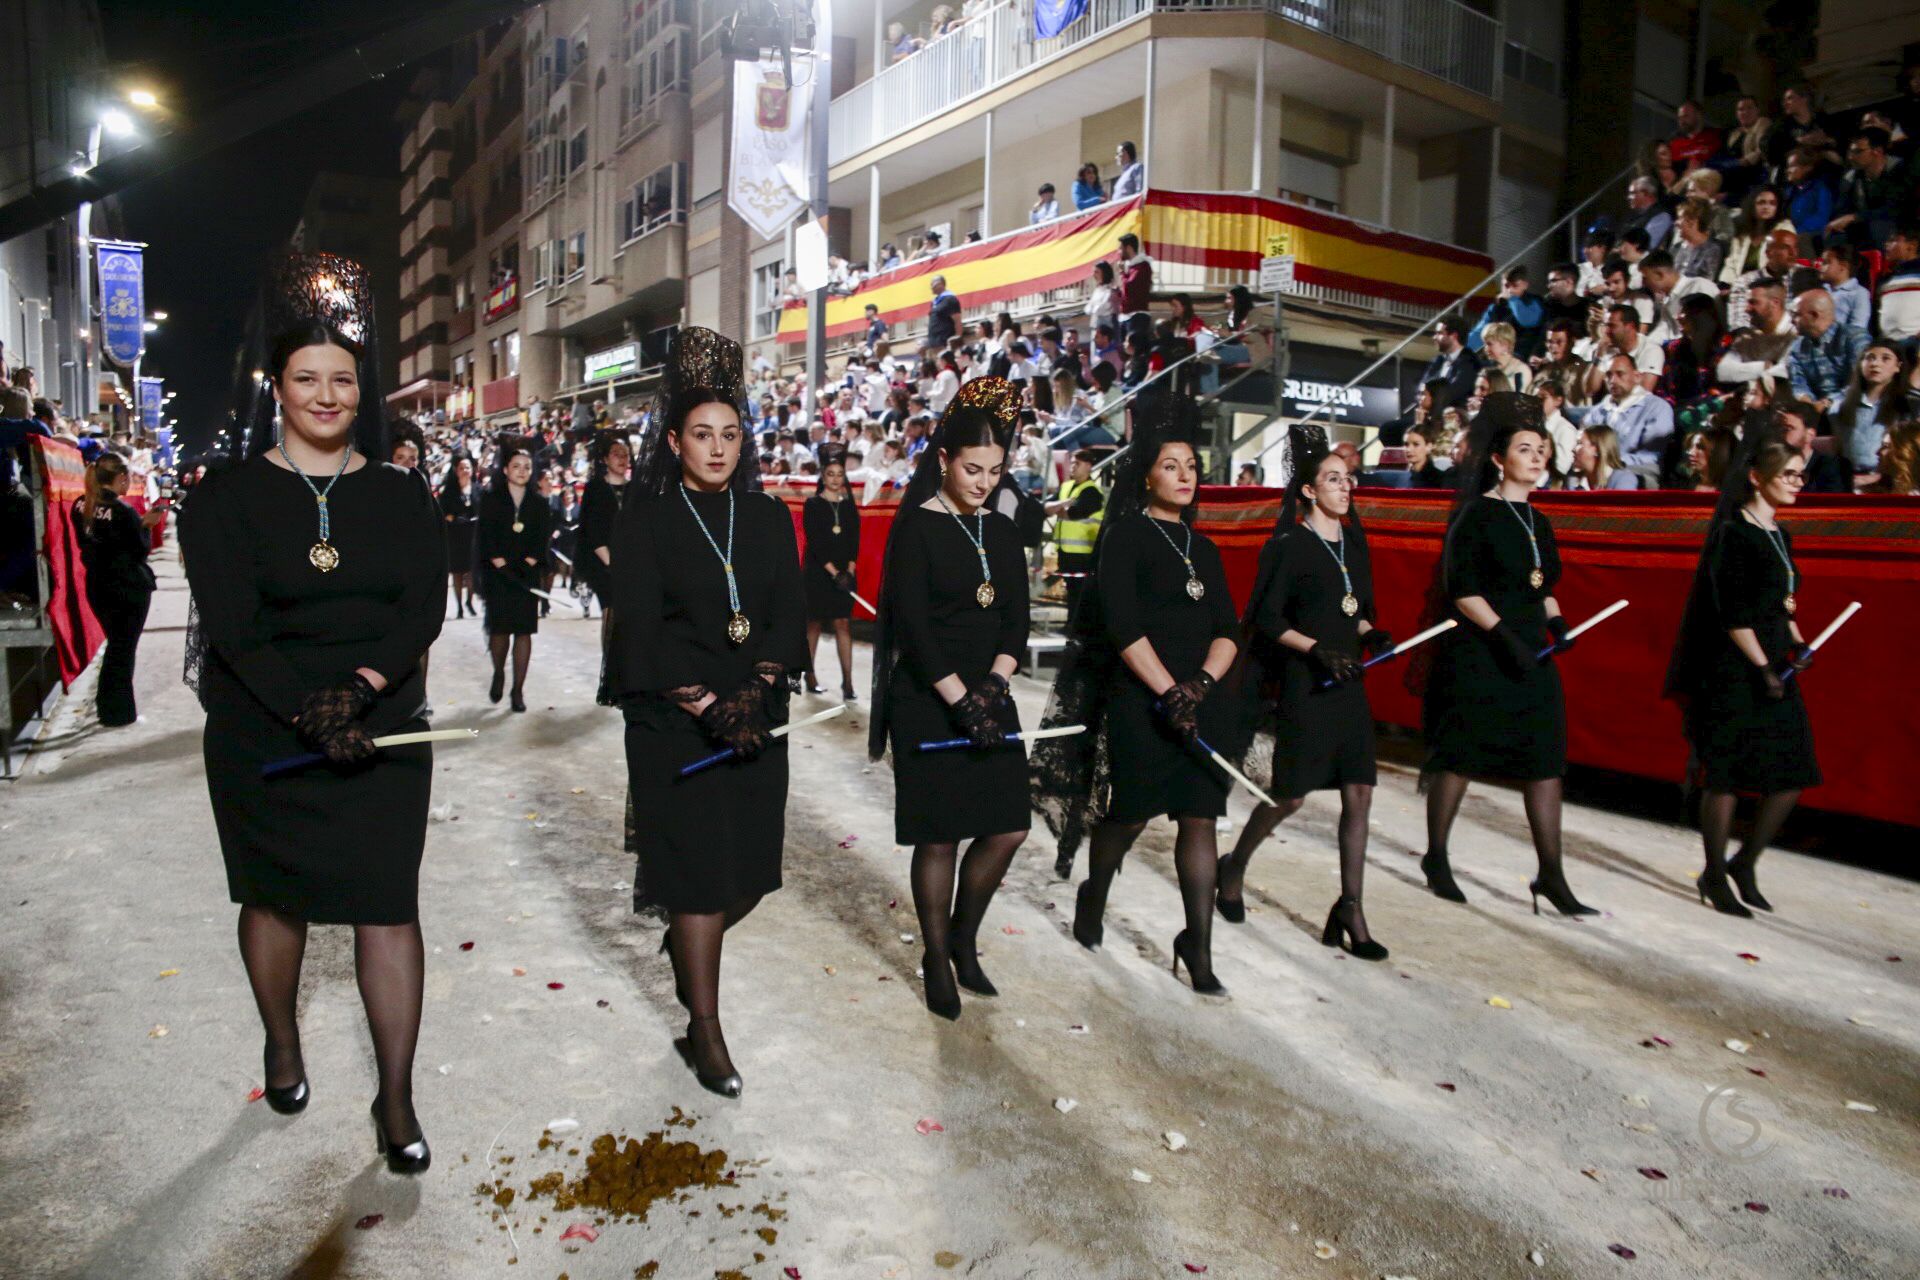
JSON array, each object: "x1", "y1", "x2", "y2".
[{"x1": 28, "y1": 437, "x2": 105, "y2": 687}]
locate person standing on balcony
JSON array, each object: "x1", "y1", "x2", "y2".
[
  {"x1": 1117, "y1": 233, "x2": 1154, "y2": 348},
  {"x1": 1073, "y1": 163, "x2": 1104, "y2": 211},
  {"x1": 1030, "y1": 183, "x2": 1060, "y2": 225},
  {"x1": 1111, "y1": 141, "x2": 1145, "y2": 201},
  {"x1": 926, "y1": 274, "x2": 963, "y2": 356}
]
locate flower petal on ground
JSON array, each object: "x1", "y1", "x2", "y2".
[
  {"x1": 915, "y1": 1118, "x2": 944, "y2": 1135},
  {"x1": 354, "y1": 1214, "x2": 383, "y2": 1230},
  {"x1": 1488, "y1": 996, "x2": 1512, "y2": 1010},
  {"x1": 1607, "y1": 1243, "x2": 1636, "y2": 1259},
  {"x1": 1744, "y1": 1202, "x2": 1769, "y2": 1214},
  {"x1": 458, "y1": 940, "x2": 475, "y2": 951},
  {"x1": 1053, "y1": 1098, "x2": 1078, "y2": 1114},
  {"x1": 559, "y1": 1223, "x2": 597, "y2": 1242},
  {"x1": 1724, "y1": 1039, "x2": 1749, "y2": 1054},
  {"x1": 1313, "y1": 1240, "x2": 1337, "y2": 1259},
  {"x1": 1637, "y1": 1168, "x2": 1667, "y2": 1181}
]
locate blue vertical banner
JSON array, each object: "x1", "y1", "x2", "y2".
[
  {"x1": 139, "y1": 377, "x2": 164, "y2": 434},
  {"x1": 96, "y1": 242, "x2": 146, "y2": 368},
  {"x1": 1034, "y1": 0, "x2": 1088, "y2": 38},
  {"x1": 155, "y1": 428, "x2": 175, "y2": 467}
]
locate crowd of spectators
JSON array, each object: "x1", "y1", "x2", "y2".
[{"x1": 1387, "y1": 74, "x2": 1920, "y2": 495}]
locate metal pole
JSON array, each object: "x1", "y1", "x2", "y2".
[
  {"x1": 868, "y1": 162, "x2": 880, "y2": 267},
  {"x1": 981, "y1": 110, "x2": 994, "y2": 238},
  {"x1": 803, "y1": 0, "x2": 832, "y2": 427},
  {"x1": 1250, "y1": 43, "x2": 1265, "y2": 194},
  {"x1": 1380, "y1": 84, "x2": 1396, "y2": 227},
  {"x1": 1142, "y1": 40, "x2": 1156, "y2": 179}
]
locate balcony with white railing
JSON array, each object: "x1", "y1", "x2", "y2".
[{"x1": 829, "y1": 0, "x2": 1501, "y2": 166}]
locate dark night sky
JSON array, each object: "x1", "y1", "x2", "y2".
[{"x1": 98, "y1": 0, "x2": 426, "y2": 453}]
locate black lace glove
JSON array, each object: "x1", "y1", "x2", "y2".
[
  {"x1": 951, "y1": 672, "x2": 1010, "y2": 748},
  {"x1": 1755, "y1": 663, "x2": 1788, "y2": 702},
  {"x1": 317, "y1": 722, "x2": 377, "y2": 766},
  {"x1": 1307, "y1": 643, "x2": 1363, "y2": 684},
  {"x1": 1155, "y1": 671, "x2": 1216, "y2": 744},
  {"x1": 698, "y1": 679, "x2": 772, "y2": 760},
  {"x1": 1545, "y1": 615, "x2": 1575, "y2": 656},
  {"x1": 1359, "y1": 628, "x2": 1395, "y2": 658},
  {"x1": 296, "y1": 673, "x2": 378, "y2": 757},
  {"x1": 1490, "y1": 621, "x2": 1540, "y2": 676},
  {"x1": 1786, "y1": 644, "x2": 1813, "y2": 673},
  {"x1": 833, "y1": 569, "x2": 856, "y2": 593}
]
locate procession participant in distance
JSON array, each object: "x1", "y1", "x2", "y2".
[
  {"x1": 73, "y1": 450, "x2": 161, "y2": 727},
  {"x1": 1411, "y1": 392, "x2": 1596, "y2": 917},
  {"x1": 437, "y1": 453, "x2": 480, "y2": 618},
  {"x1": 474, "y1": 437, "x2": 550, "y2": 712},
  {"x1": 802, "y1": 449, "x2": 862, "y2": 699},
  {"x1": 611, "y1": 327, "x2": 805, "y2": 1097},
  {"x1": 1217, "y1": 427, "x2": 1391, "y2": 959},
  {"x1": 578, "y1": 429, "x2": 635, "y2": 703},
  {"x1": 1033, "y1": 403, "x2": 1239, "y2": 996},
  {"x1": 179, "y1": 320, "x2": 446, "y2": 1173},
  {"x1": 1664, "y1": 415, "x2": 1819, "y2": 916},
  {"x1": 388, "y1": 420, "x2": 425, "y2": 472},
  {"x1": 869, "y1": 378, "x2": 1031, "y2": 1020},
  {"x1": 1046, "y1": 447, "x2": 1105, "y2": 624}
]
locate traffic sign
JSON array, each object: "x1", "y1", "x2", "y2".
[{"x1": 1258, "y1": 254, "x2": 1296, "y2": 293}]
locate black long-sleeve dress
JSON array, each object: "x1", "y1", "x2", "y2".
[
  {"x1": 884, "y1": 504, "x2": 1030, "y2": 844},
  {"x1": 179, "y1": 456, "x2": 447, "y2": 924},
  {"x1": 475, "y1": 482, "x2": 552, "y2": 636},
  {"x1": 612, "y1": 486, "x2": 807, "y2": 912},
  {"x1": 1248, "y1": 525, "x2": 1378, "y2": 797},
  {"x1": 440, "y1": 481, "x2": 478, "y2": 574},
  {"x1": 1101, "y1": 515, "x2": 1239, "y2": 822},
  {"x1": 1681, "y1": 518, "x2": 1820, "y2": 792},
  {"x1": 74, "y1": 495, "x2": 157, "y2": 727},
  {"x1": 1422, "y1": 495, "x2": 1565, "y2": 780},
  {"x1": 576, "y1": 475, "x2": 630, "y2": 607},
  {"x1": 802, "y1": 493, "x2": 860, "y2": 620}
]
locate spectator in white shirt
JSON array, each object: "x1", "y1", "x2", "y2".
[
  {"x1": 1715, "y1": 279, "x2": 1796, "y2": 386},
  {"x1": 1584, "y1": 304, "x2": 1665, "y2": 400},
  {"x1": 1030, "y1": 183, "x2": 1060, "y2": 225},
  {"x1": 1534, "y1": 376, "x2": 1580, "y2": 483},
  {"x1": 1576, "y1": 230, "x2": 1614, "y2": 296},
  {"x1": 930, "y1": 352, "x2": 962, "y2": 413},
  {"x1": 1639, "y1": 250, "x2": 1720, "y2": 344}
]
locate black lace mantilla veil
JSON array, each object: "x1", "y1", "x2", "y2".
[
  {"x1": 183, "y1": 252, "x2": 390, "y2": 705},
  {"x1": 1028, "y1": 398, "x2": 1203, "y2": 864},
  {"x1": 865, "y1": 376, "x2": 1023, "y2": 762}
]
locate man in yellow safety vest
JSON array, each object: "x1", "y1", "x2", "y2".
[{"x1": 1046, "y1": 448, "x2": 1105, "y2": 617}]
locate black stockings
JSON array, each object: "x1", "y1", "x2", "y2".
[
  {"x1": 1424, "y1": 769, "x2": 1471, "y2": 859},
  {"x1": 451, "y1": 572, "x2": 472, "y2": 615},
  {"x1": 911, "y1": 831, "x2": 1029, "y2": 991},
  {"x1": 1701, "y1": 789, "x2": 1799, "y2": 872},
  {"x1": 667, "y1": 895, "x2": 762, "y2": 1078},
  {"x1": 1219, "y1": 798, "x2": 1305, "y2": 901},
  {"x1": 236, "y1": 905, "x2": 425, "y2": 1142},
  {"x1": 805, "y1": 620, "x2": 855, "y2": 690},
  {"x1": 1082, "y1": 817, "x2": 1219, "y2": 978},
  {"x1": 490, "y1": 634, "x2": 532, "y2": 694}
]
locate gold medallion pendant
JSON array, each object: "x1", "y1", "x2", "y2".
[
  {"x1": 309, "y1": 541, "x2": 340, "y2": 573},
  {"x1": 727, "y1": 611, "x2": 752, "y2": 645},
  {"x1": 975, "y1": 581, "x2": 996, "y2": 608},
  {"x1": 1529, "y1": 568, "x2": 1545, "y2": 589},
  {"x1": 512, "y1": 521, "x2": 525, "y2": 533},
  {"x1": 1185, "y1": 576, "x2": 1206, "y2": 601},
  {"x1": 1341, "y1": 592, "x2": 1360, "y2": 616},
  {"x1": 1783, "y1": 593, "x2": 1796, "y2": 615}
]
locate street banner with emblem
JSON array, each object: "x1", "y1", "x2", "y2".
[
  {"x1": 729, "y1": 60, "x2": 811, "y2": 240},
  {"x1": 1034, "y1": 0, "x2": 1088, "y2": 38},
  {"x1": 139, "y1": 377, "x2": 165, "y2": 434},
  {"x1": 96, "y1": 241, "x2": 146, "y2": 368}
]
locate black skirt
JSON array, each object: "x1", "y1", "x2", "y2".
[
  {"x1": 482, "y1": 562, "x2": 540, "y2": 635},
  {"x1": 888, "y1": 678, "x2": 1029, "y2": 844},
  {"x1": 1105, "y1": 681, "x2": 1232, "y2": 822},
  {"x1": 802, "y1": 495, "x2": 859, "y2": 621},
  {"x1": 626, "y1": 696, "x2": 791, "y2": 912}
]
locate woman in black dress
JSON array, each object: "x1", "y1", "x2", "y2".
[
  {"x1": 1218, "y1": 432, "x2": 1394, "y2": 958},
  {"x1": 611, "y1": 327, "x2": 805, "y2": 1096},
  {"x1": 1665, "y1": 423, "x2": 1818, "y2": 915},
  {"x1": 870, "y1": 378, "x2": 1031, "y2": 1020},
  {"x1": 180, "y1": 321, "x2": 446, "y2": 1173},
  {"x1": 73, "y1": 450, "x2": 160, "y2": 726},
  {"x1": 1034, "y1": 411, "x2": 1238, "y2": 996},
  {"x1": 578, "y1": 433, "x2": 633, "y2": 699},
  {"x1": 1414, "y1": 393, "x2": 1594, "y2": 916},
  {"x1": 803, "y1": 453, "x2": 861, "y2": 698},
  {"x1": 438, "y1": 454, "x2": 479, "y2": 617},
  {"x1": 475, "y1": 440, "x2": 550, "y2": 711}
]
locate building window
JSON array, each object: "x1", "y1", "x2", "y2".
[
  {"x1": 506, "y1": 331, "x2": 521, "y2": 377},
  {"x1": 453, "y1": 275, "x2": 471, "y2": 311},
  {"x1": 620, "y1": 163, "x2": 686, "y2": 243},
  {"x1": 696, "y1": 0, "x2": 729, "y2": 64},
  {"x1": 751, "y1": 259, "x2": 787, "y2": 340},
  {"x1": 566, "y1": 231, "x2": 586, "y2": 278},
  {"x1": 569, "y1": 126, "x2": 587, "y2": 173}
]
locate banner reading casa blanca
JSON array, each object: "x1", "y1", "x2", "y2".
[
  {"x1": 776, "y1": 190, "x2": 1495, "y2": 344},
  {"x1": 728, "y1": 60, "x2": 811, "y2": 241}
]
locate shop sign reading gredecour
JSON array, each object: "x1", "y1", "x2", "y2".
[
  {"x1": 585, "y1": 343, "x2": 640, "y2": 382},
  {"x1": 1280, "y1": 377, "x2": 1399, "y2": 427}
]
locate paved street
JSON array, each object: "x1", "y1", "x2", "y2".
[{"x1": 3, "y1": 549, "x2": 1917, "y2": 1280}]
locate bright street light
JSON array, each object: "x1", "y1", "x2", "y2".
[
  {"x1": 151, "y1": 310, "x2": 169, "y2": 321},
  {"x1": 128, "y1": 89, "x2": 159, "y2": 109},
  {"x1": 143, "y1": 321, "x2": 159, "y2": 333},
  {"x1": 100, "y1": 109, "x2": 135, "y2": 138}
]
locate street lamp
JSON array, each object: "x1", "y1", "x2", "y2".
[
  {"x1": 128, "y1": 89, "x2": 159, "y2": 109},
  {"x1": 100, "y1": 108, "x2": 135, "y2": 138},
  {"x1": 151, "y1": 310, "x2": 168, "y2": 321}
]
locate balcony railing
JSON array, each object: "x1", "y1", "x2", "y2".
[{"x1": 830, "y1": 0, "x2": 1499, "y2": 165}]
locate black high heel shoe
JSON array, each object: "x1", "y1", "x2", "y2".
[
  {"x1": 1725, "y1": 853, "x2": 1774, "y2": 913},
  {"x1": 488, "y1": 669, "x2": 505, "y2": 703},
  {"x1": 1321, "y1": 896, "x2": 1389, "y2": 960},
  {"x1": 371, "y1": 1101, "x2": 431, "y2": 1174},
  {"x1": 675, "y1": 1016, "x2": 744, "y2": 1098},
  {"x1": 263, "y1": 1077, "x2": 309, "y2": 1115},
  {"x1": 510, "y1": 688, "x2": 527, "y2": 713},
  {"x1": 1529, "y1": 874, "x2": 1600, "y2": 917},
  {"x1": 920, "y1": 950, "x2": 962, "y2": 1020},
  {"x1": 841, "y1": 682, "x2": 858, "y2": 701},
  {"x1": 805, "y1": 673, "x2": 828, "y2": 695},
  {"x1": 1214, "y1": 854, "x2": 1246, "y2": 924},
  {"x1": 950, "y1": 938, "x2": 998, "y2": 997},
  {"x1": 1071, "y1": 881, "x2": 1104, "y2": 951},
  {"x1": 1697, "y1": 866, "x2": 1753, "y2": 918},
  {"x1": 1420, "y1": 851, "x2": 1468, "y2": 903},
  {"x1": 1170, "y1": 930, "x2": 1227, "y2": 997}
]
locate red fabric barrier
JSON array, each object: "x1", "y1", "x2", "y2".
[
  {"x1": 775, "y1": 481, "x2": 1920, "y2": 827},
  {"x1": 125, "y1": 494, "x2": 168, "y2": 550},
  {"x1": 29, "y1": 437, "x2": 105, "y2": 688}
]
